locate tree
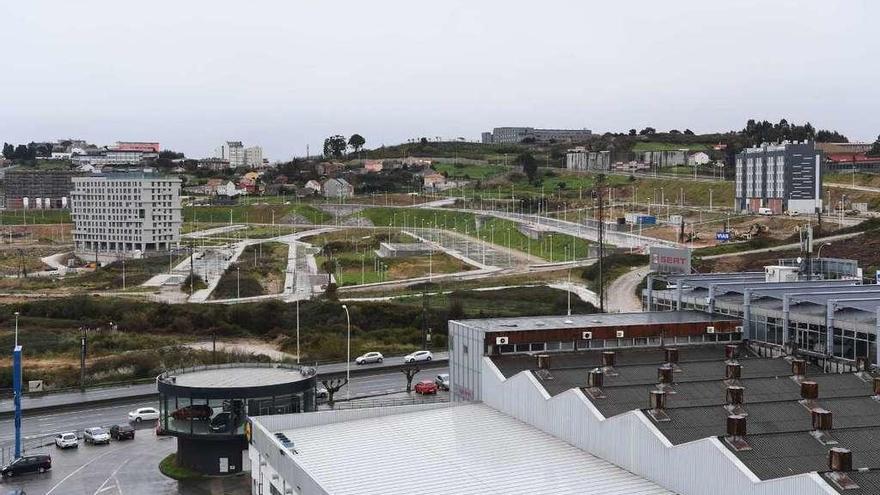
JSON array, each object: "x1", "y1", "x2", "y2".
[
  {"x1": 419, "y1": 137, "x2": 428, "y2": 144},
  {"x1": 815, "y1": 129, "x2": 849, "y2": 143},
  {"x1": 348, "y1": 134, "x2": 365, "y2": 153},
  {"x1": 13, "y1": 144, "x2": 34, "y2": 161},
  {"x1": 401, "y1": 364, "x2": 421, "y2": 392},
  {"x1": 323, "y1": 135, "x2": 347, "y2": 158},
  {"x1": 684, "y1": 129, "x2": 694, "y2": 135},
  {"x1": 321, "y1": 377, "x2": 348, "y2": 405},
  {"x1": 639, "y1": 127, "x2": 656, "y2": 136},
  {"x1": 868, "y1": 135, "x2": 880, "y2": 157},
  {"x1": 2, "y1": 143, "x2": 13, "y2": 159},
  {"x1": 516, "y1": 152, "x2": 538, "y2": 182},
  {"x1": 628, "y1": 129, "x2": 637, "y2": 136}
]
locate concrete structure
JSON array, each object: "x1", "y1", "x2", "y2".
[
  {"x1": 376, "y1": 241, "x2": 432, "y2": 258},
  {"x1": 2, "y1": 169, "x2": 82, "y2": 209},
  {"x1": 321, "y1": 178, "x2": 353, "y2": 199},
  {"x1": 216, "y1": 141, "x2": 263, "y2": 169},
  {"x1": 566, "y1": 147, "x2": 610, "y2": 171},
  {"x1": 688, "y1": 151, "x2": 710, "y2": 166},
  {"x1": 157, "y1": 363, "x2": 316, "y2": 475},
  {"x1": 735, "y1": 141, "x2": 823, "y2": 214},
  {"x1": 816, "y1": 142, "x2": 873, "y2": 154},
  {"x1": 304, "y1": 180, "x2": 321, "y2": 194},
  {"x1": 640, "y1": 149, "x2": 688, "y2": 167},
  {"x1": 422, "y1": 172, "x2": 447, "y2": 191},
  {"x1": 72, "y1": 149, "x2": 158, "y2": 167},
  {"x1": 70, "y1": 170, "x2": 182, "y2": 261},
  {"x1": 197, "y1": 157, "x2": 232, "y2": 170},
  {"x1": 482, "y1": 126, "x2": 592, "y2": 144},
  {"x1": 113, "y1": 141, "x2": 160, "y2": 153}
]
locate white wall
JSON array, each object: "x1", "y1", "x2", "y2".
[{"x1": 480, "y1": 357, "x2": 837, "y2": 495}]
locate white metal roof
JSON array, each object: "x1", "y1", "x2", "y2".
[{"x1": 278, "y1": 403, "x2": 672, "y2": 495}]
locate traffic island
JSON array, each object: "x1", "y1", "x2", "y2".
[{"x1": 159, "y1": 453, "x2": 203, "y2": 481}]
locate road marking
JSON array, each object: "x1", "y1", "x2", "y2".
[
  {"x1": 45, "y1": 447, "x2": 122, "y2": 494},
  {"x1": 93, "y1": 457, "x2": 130, "y2": 495}
]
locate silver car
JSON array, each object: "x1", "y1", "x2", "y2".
[
  {"x1": 355, "y1": 352, "x2": 384, "y2": 365},
  {"x1": 404, "y1": 350, "x2": 433, "y2": 363}
]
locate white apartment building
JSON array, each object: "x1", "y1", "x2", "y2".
[
  {"x1": 215, "y1": 141, "x2": 263, "y2": 168},
  {"x1": 70, "y1": 171, "x2": 182, "y2": 261}
]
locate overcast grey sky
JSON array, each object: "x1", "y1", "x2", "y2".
[{"x1": 1, "y1": 1, "x2": 877, "y2": 160}]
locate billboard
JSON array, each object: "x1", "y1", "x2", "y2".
[{"x1": 649, "y1": 246, "x2": 692, "y2": 274}]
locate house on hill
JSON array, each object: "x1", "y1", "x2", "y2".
[{"x1": 322, "y1": 178, "x2": 353, "y2": 199}]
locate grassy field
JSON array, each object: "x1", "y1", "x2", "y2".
[
  {"x1": 0, "y1": 209, "x2": 71, "y2": 225},
  {"x1": 359, "y1": 207, "x2": 590, "y2": 261},
  {"x1": 212, "y1": 242, "x2": 289, "y2": 298},
  {"x1": 432, "y1": 162, "x2": 509, "y2": 179},
  {"x1": 184, "y1": 203, "x2": 330, "y2": 224}
]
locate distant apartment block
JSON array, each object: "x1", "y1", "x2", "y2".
[
  {"x1": 482, "y1": 127, "x2": 592, "y2": 144},
  {"x1": 565, "y1": 147, "x2": 610, "y2": 171},
  {"x1": 215, "y1": 141, "x2": 263, "y2": 168},
  {"x1": 2, "y1": 169, "x2": 83, "y2": 209},
  {"x1": 70, "y1": 170, "x2": 182, "y2": 261},
  {"x1": 735, "y1": 141, "x2": 823, "y2": 215}
]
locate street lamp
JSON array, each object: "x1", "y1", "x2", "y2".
[
  {"x1": 341, "y1": 304, "x2": 351, "y2": 400},
  {"x1": 816, "y1": 242, "x2": 831, "y2": 258},
  {"x1": 14, "y1": 311, "x2": 19, "y2": 347},
  {"x1": 236, "y1": 266, "x2": 240, "y2": 299}
]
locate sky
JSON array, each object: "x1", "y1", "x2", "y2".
[{"x1": 1, "y1": 0, "x2": 878, "y2": 160}]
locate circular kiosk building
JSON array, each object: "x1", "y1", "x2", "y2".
[{"x1": 157, "y1": 363, "x2": 317, "y2": 475}]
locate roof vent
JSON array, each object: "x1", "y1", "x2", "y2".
[
  {"x1": 791, "y1": 358, "x2": 807, "y2": 382},
  {"x1": 800, "y1": 380, "x2": 819, "y2": 410},
  {"x1": 646, "y1": 389, "x2": 670, "y2": 422},
  {"x1": 601, "y1": 351, "x2": 619, "y2": 377},
  {"x1": 664, "y1": 347, "x2": 682, "y2": 372},
  {"x1": 536, "y1": 354, "x2": 551, "y2": 370},
  {"x1": 657, "y1": 365, "x2": 675, "y2": 393},
  {"x1": 584, "y1": 368, "x2": 605, "y2": 399},
  {"x1": 855, "y1": 357, "x2": 872, "y2": 381},
  {"x1": 725, "y1": 385, "x2": 746, "y2": 415},
  {"x1": 810, "y1": 408, "x2": 838, "y2": 446},
  {"x1": 826, "y1": 448, "x2": 859, "y2": 490},
  {"x1": 724, "y1": 414, "x2": 751, "y2": 451},
  {"x1": 725, "y1": 363, "x2": 742, "y2": 382},
  {"x1": 872, "y1": 377, "x2": 880, "y2": 401},
  {"x1": 725, "y1": 344, "x2": 739, "y2": 362}
]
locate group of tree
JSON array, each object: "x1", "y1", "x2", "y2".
[
  {"x1": 869, "y1": 135, "x2": 880, "y2": 157},
  {"x1": 516, "y1": 151, "x2": 539, "y2": 182},
  {"x1": 740, "y1": 118, "x2": 848, "y2": 144},
  {"x1": 322, "y1": 133, "x2": 366, "y2": 159},
  {"x1": 2, "y1": 142, "x2": 40, "y2": 161}
]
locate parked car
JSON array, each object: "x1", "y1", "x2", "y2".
[
  {"x1": 434, "y1": 373, "x2": 450, "y2": 391},
  {"x1": 128, "y1": 407, "x2": 160, "y2": 422},
  {"x1": 316, "y1": 384, "x2": 329, "y2": 400},
  {"x1": 404, "y1": 350, "x2": 433, "y2": 363},
  {"x1": 414, "y1": 380, "x2": 438, "y2": 395},
  {"x1": 83, "y1": 427, "x2": 110, "y2": 445},
  {"x1": 1, "y1": 454, "x2": 51, "y2": 478},
  {"x1": 54, "y1": 432, "x2": 78, "y2": 449},
  {"x1": 171, "y1": 404, "x2": 213, "y2": 421},
  {"x1": 209, "y1": 412, "x2": 233, "y2": 433},
  {"x1": 110, "y1": 424, "x2": 135, "y2": 441},
  {"x1": 355, "y1": 352, "x2": 384, "y2": 365}
]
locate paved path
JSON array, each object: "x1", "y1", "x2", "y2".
[
  {"x1": 826, "y1": 182, "x2": 880, "y2": 193},
  {"x1": 606, "y1": 265, "x2": 649, "y2": 313},
  {"x1": 699, "y1": 231, "x2": 866, "y2": 260}
]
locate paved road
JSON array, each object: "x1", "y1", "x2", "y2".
[
  {"x1": 699, "y1": 230, "x2": 867, "y2": 260},
  {"x1": 606, "y1": 265, "x2": 649, "y2": 313},
  {"x1": 826, "y1": 182, "x2": 880, "y2": 193}
]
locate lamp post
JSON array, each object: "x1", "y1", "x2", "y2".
[
  {"x1": 13, "y1": 311, "x2": 22, "y2": 459},
  {"x1": 816, "y1": 242, "x2": 831, "y2": 259},
  {"x1": 295, "y1": 299, "x2": 300, "y2": 364},
  {"x1": 236, "y1": 266, "x2": 240, "y2": 299},
  {"x1": 342, "y1": 304, "x2": 351, "y2": 400}
]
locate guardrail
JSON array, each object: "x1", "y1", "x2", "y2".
[
  {"x1": 0, "y1": 377, "x2": 156, "y2": 400},
  {"x1": 322, "y1": 394, "x2": 449, "y2": 411}
]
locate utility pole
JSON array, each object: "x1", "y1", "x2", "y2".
[
  {"x1": 80, "y1": 327, "x2": 87, "y2": 391},
  {"x1": 596, "y1": 174, "x2": 606, "y2": 313}
]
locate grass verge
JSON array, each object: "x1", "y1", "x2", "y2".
[{"x1": 159, "y1": 453, "x2": 204, "y2": 481}]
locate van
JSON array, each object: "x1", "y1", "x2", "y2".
[{"x1": 758, "y1": 208, "x2": 773, "y2": 216}]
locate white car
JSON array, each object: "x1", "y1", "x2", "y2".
[
  {"x1": 355, "y1": 352, "x2": 384, "y2": 365},
  {"x1": 128, "y1": 407, "x2": 160, "y2": 422},
  {"x1": 83, "y1": 427, "x2": 110, "y2": 445},
  {"x1": 316, "y1": 384, "x2": 329, "y2": 400},
  {"x1": 404, "y1": 350, "x2": 433, "y2": 363},
  {"x1": 54, "y1": 432, "x2": 78, "y2": 449},
  {"x1": 434, "y1": 373, "x2": 450, "y2": 391}
]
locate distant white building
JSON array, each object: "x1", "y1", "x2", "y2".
[
  {"x1": 322, "y1": 178, "x2": 353, "y2": 199},
  {"x1": 687, "y1": 152, "x2": 710, "y2": 166},
  {"x1": 304, "y1": 180, "x2": 322, "y2": 194},
  {"x1": 215, "y1": 141, "x2": 263, "y2": 168},
  {"x1": 70, "y1": 170, "x2": 182, "y2": 262}
]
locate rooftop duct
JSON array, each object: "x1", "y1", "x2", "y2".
[
  {"x1": 584, "y1": 368, "x2": 605, "y2": 399},
  {"x1": 810, "y1": 408, "x2": 837, "y2": 446},
  {"x1": 724, "y1": 414, "x2": 751, "y2": 451},
  {"x1": 826, "y1": 447, "x2": 859, "y2": 490},
  {"x1": 646, "y1": 389, "x2": 669, "y2": 422}
]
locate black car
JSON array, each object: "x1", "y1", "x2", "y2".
[
  {"x1": 110, "y1": 424, "x2": 135, "y2": 440},
  {"x1": 1, "y1": 454, "x2": 51, "y2": 478}
]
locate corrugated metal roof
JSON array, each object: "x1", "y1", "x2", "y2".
[
  {"x1": 278, "y1": 403, "x2": 672, "y2": 495},
  {"x1": 455, "y1": 310, "x2": 736, "y2": 332}
]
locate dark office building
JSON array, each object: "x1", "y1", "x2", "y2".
[
  {"x1": 3, "y1": 169, "x2": 83, "y2": 209},
  {"x1": 734, "y1": 141, "x2": 823, "y2": 214}
]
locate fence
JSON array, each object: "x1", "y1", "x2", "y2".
[{"x1": 321, "y1": 394, "x2": 449, "y2": 411}]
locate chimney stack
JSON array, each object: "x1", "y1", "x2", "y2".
[
  {"x1": 657, "y1": 365, "x2": 674, "y2": 385},
  {"x1": 650, "y1": 389, "x2": 667, "y2": 411},
  {"x1": 726, "y1": 385, "x2": 745, "y2": 406},
  {"x1": 587, "y1": 369, "x2": 604, "y2": 388},
  {"x1": 812, "y1": 408, "x2": 833, "y2": 431},
  {"x1": 828, "y1": 447, "x2": 852, "y2": 472},
  {"x1": 725, "y1": 344, "x2": 739, "y2": 361},
  {"x1": 536, "y1": 354, "x2": 551, "y2": 370},
  {"x1": 725, "y1": 363, "x2": 742, "y2": 380},
  {"x1": 792, "y1": 358, "x2": 807, "y2": 377},
  {"x1": 727, "y1": 414, "x2": 747, "y2": 437},
  {"x1": 602, "y1": 351, "x2": 616, "y2": 368},
  {"x1": 665, "y1": 347, "x2": 679, "y2": 365},
  {"x1": 801, "y1": 380, "x2": 819, "y2": 401}
]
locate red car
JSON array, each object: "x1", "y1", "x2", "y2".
[
  {"x1": 414, "y1": 380, "x2": 438, "y2": 395},
  {"x1": 171, "y1": 404, "x2": 213, "y2": 420}
]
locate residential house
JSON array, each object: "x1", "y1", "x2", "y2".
[
  {"x1": 687, "y1": 152, "x2": 710, "y2": 166},
  {"x1": 322, "y1": 178, "x2": 353, "y2": 199},
  {"x1": 423, "y1": 173, "x2": 447, "y2": 192},
  {"x1": 364, "y1": 160, "x2": 384, "y2": 173},
  {"x1": 304, "y1": 180, "x2": 322, "y2": 194},
  {"x1": 316, "y1": 162, "x2": 345, "y2": 177}
]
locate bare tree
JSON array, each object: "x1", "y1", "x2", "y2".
[
  {"x1": 321, "y1": 377, "x2": 348, "y2": 405},
  {"x1": 401, "y1": 365, "x2": 421, "y2": 392}
]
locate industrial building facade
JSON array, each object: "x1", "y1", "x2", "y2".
[
  {"x1": 2, "y1": 169, "x2": 82, "y2": 208},
  {"x1": 482, "y1": 126, "x2": 592, "y2": 144},
  {"x1": 565, "y1": 147, "x2": 610, "y2": 171},
  {"x1": 734, "y1": 141, "x2": 823, "y2": 214},
  {"x1": 70, "y1": 171, "x2": 182, "y2": 260}
]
